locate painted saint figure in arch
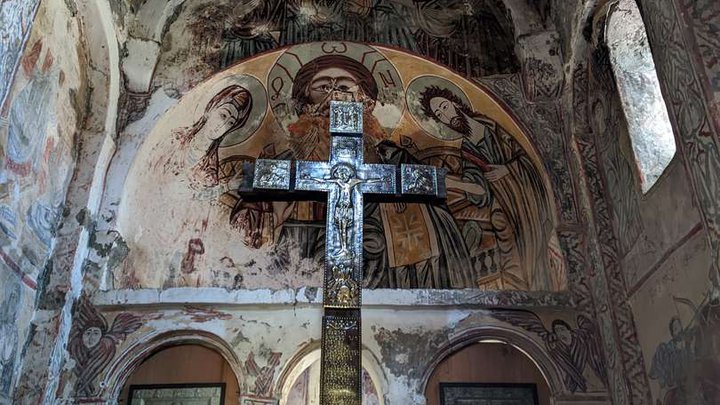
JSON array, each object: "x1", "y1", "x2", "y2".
[
  {"x1": 162, "y1": 84, "x2": 272, "y2": 248},
  {"x1": 268, "y1": 54, "x2": 389, "y2": 263},
  {"x1": 420, "y1": 85, "x2": 561, "y2": 290}
]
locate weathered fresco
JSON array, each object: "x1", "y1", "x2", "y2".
[
  {"x1": 68, "y1": 296, "x2": 144, "y2": 397},
  {"x1": 0, "y1": 0, "x2": 90, "y2": 400},
  {"x1": 151, "y1": 0, "x2": 519, "y2": 94},
  {"x1": 648, "y1": 293, "x2": 720, "y2": 405},
  {"x1": 0, "y1": 2, "x2": 88, "y2": 283},
  {"x1": 603, "y1": 0, "x2": 720, "y2": 404},
  {"x1": 6, "y1": 0, "x2": 720, "y2": 403},
  {"x1": 0, "y1": 0, "x2": 41, "y2": 107},
  {"x1": 490, "y1": 310, "x2": 607, "y2": 393},
  {"x1": 0, "y1": 271, "x2": 30, "y2": 403},
  {"x1": 119, "y1": 43, "x2": 565, "y2": 291},
  {"x1": 54, "y1": 290, "x2": 605, "y2": 403}
]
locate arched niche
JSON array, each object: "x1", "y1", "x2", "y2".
[
  {"x1": 275, "y1": 343, "x2": 387, "y2": 405},
  {"x1": 116, "y1": 42, "x2": 565, "y2": 293},
  {"x1": 100, "y1": 330, "x2": 243, "y2": 404},
  {"x1": 420, "y1": 326, "x2": 566, "y2": 401},
  {"x1": 425, "y1": 341, "x2": 552, "y2": 405},
  {"x1": 120, "y1": 344, "x2": 240, "y2": 405}
]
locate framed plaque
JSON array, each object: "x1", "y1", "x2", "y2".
[
  {"x1": 128, "y1": 383, "x2": 225, "y2": 405},
  {"x1": 439, "y1": 383, "x2": 538, "y2": 405}
]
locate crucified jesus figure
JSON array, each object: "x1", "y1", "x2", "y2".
[{"x1": 303, "y1": 163, "x2": 385, "y2": 256}]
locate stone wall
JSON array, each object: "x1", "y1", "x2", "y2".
[
  {"x1": 629, "y1": 0, "x2": 720, "y2": 403},
  {"x1": 0, "y1": 0, "x2": 91, "y2": 401}
]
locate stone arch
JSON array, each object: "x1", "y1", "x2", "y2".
[
  {"x1": 419, "y1": 325, "x2": 565, "y2": 399},
  {"x1": 99, "y1": 329, "x2": 244, "y2": 403},
  {"x1": 275, "y1": 342, "x2": 387, "y2": 405}
]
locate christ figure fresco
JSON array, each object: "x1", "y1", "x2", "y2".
[
  {"x1": 263, "y1": 54, "x2": 390, "y2": 264},
  {"x1": 269, "y1": 54, "x2": 476, "y2": 288}
]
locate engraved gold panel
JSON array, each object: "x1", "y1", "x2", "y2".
[{"x1": 320, "y1": 313, "x2": 361, "y2": 405}]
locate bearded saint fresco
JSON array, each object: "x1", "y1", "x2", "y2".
[
  {"x1": 160, "y1": 44, "x2": 564, "y2": 291},
  {"x1": 418, "y1": 85, "x2": 560, "y2": 291},
  {"x1": 241, "y1": 52, "x2": 476, "y2": 289}
]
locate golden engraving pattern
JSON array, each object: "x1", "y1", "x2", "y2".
[{"x1": 321, "y1": 315, "x2": 361, "y2": 405}]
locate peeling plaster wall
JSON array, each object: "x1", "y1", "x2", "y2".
[
  {"x1": 0, "y1": 0, "x2": 90, "y2": 401},
  {"x1": 0, "y1": 0, "x2": 41, "y2": 108},
  {"x1": 57, "y1": 291, "x2": 608, "y2": 404}
]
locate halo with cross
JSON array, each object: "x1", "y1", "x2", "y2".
[{"x1": 267, "y1": 41, "x2": 405, "y2": 137}]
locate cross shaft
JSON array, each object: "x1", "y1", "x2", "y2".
[{"x1": 247, "y1": 101, "x2": 446, "y2": 404}]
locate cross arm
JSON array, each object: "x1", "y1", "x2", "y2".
[
  {"x1": 237, "y1": 159, "x2": 294, "y2": 193},
  {"x1": 295, "y1": 160, "x2": 334, "y2": 192},
  {"x1": 399, "y1": 164, "x2": 447, "y2": 199}
]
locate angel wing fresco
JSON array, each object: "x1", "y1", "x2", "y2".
[
  {"x1": 68, "y1": 296, "x2": 143, "y2": 396},
  {"x1": 245, "y1": 351, "x2": 282, "y2": 397},
  {"x1": 490, "y1": 310, "x2": 589, "y2": 392},
  {"x1": 572, "y1": 314, "x2": 608, "y2": 384}
]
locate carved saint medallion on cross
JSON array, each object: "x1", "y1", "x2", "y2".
[{"x1": 247, "y1": 101, "x2": 446, "y2": 404}]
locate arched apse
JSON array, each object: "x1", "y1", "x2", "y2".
[{"x1": 114, "y1": 42, "x2": 566, "y2": 293}]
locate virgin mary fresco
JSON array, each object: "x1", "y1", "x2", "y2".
[
  {"x1": 159, "y1": 83, "x2": 274, "y2": 250},
  {"x1": 162, "y1": 84, "x2": 253, "y2": 191}
]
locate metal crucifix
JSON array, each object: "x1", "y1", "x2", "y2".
[{"x1": 247, "y1": 101, "x2": 446, "y2": 404}]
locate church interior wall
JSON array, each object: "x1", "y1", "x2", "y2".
[
  {"x1": 57, "y1": 291, "x2": 606, "y2": 404},
  {"x1": 578, "y1": 1, "x2": 720, "y2": 403},
  {"x1": 5, "y1": 0, "x2": 720, "y2": 403},
  {"x1": 0, "y1": 0, "x2": 94, "y2": 401}
]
